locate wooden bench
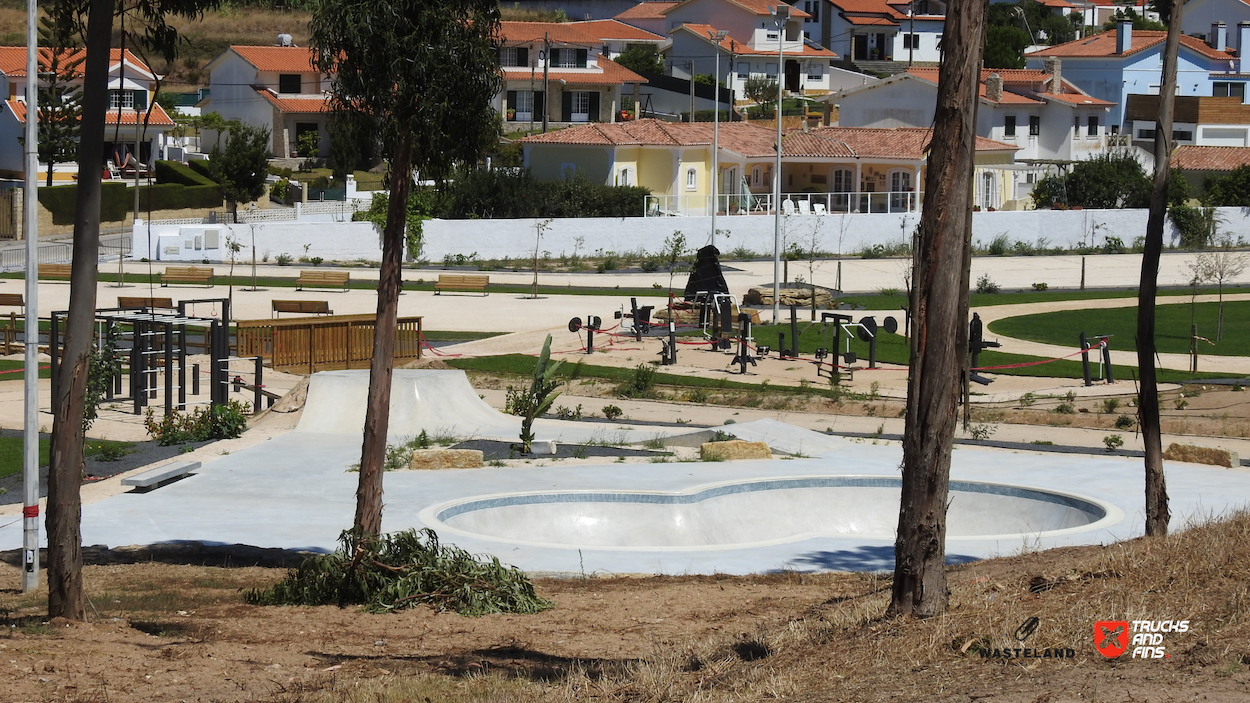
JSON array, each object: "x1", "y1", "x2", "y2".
[
  {"x1": 160, "y1": 266, "x2": 214, "y2": 287},
  {"x1": 272, "y1": 299, "x2": 333, "y2": 317},
  {"x1": 0, "y1": 293, "x2": 24, "y2": 314},
  {"x1": 434, "y1": 274, "x2": 489, "y2": 296},
  {"x1": 295, "y1": 270, "x2": 350, "y2": 292},
  {"x1": 120, "y1": 460, "x2": 200, "y2": 492},
  {"x1": 38, "y1": 263, "x2": 73, "y2": 281},
  {"x1": 118, "y1": 296, "x2": 174, "y2": 310}
]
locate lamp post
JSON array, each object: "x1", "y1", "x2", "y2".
[
  {"x1": 708, "y1": 28, "x2": 728, "y2": 247},
  {"x1": 22, "y1": 0, "x2": 40, "y2": 593},
  {"x1": 769, "y1": 4, "x2": 790, "y2": 324}
]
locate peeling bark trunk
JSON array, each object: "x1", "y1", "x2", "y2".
[
  {"x1": 889, "y1": 0, "x2": 985, "y2": 619},
  {"x1": 354, "y1": 132, "x2": 411, "y2": 537},
  {"x1": 1139, "y1": 3, "x2": 1182, "y2": 537},
  {"x1": 48, "y1": 0, "x2": 115, "y2": 621}
]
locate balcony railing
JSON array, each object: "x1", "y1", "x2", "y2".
[{"x1": 644, "y1": 190, "x2": 924, "y2": 217}]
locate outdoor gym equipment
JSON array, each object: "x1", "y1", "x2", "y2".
[{"x1": 1079, "y1": 331, "x2": 1114, "y2": 386}]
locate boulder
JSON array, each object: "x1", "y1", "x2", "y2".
[
  {"x1": 700, "y1": 440, "x2": 772, "y2": 461},
  {"x1": 1162, "y1": 443, "x2": 1239, "y2": 468},
  {"x1": 743, "y1": 286, "x2": 835, "y2": 308},
  {"x1": 408, "y1": 449, "x2": 485, "y2": 470}
]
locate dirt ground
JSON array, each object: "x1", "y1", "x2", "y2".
[{"x1": 4, "y1": 514, "x2": 1250, "y2": 703}]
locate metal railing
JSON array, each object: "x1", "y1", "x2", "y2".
[{"x1": 645, "y1": 190, "x2": 926, "y2": 217}]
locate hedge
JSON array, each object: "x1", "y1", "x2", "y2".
[
  {"x1": 137, "y1": 183, "x2": 223, "y2": 211},
  {"x1": 155, "y1": 159, "x2": 217, "y2": 187},
  {"x1": 38, "y1": 183, "x2": 130, "y2": 225},
  {"x1": 187, "y1": 159, "x2": 214, "y2": 181}
]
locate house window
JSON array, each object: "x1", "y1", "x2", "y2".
[
  {"x1": 1073, "y1": 116, "x2": 1081, "y2": 138},
  {"x1": 108, "y1": 90, "x2": 135, "y2": 109},
  {"x1": 618, "y1": 167, "x2": 632, "y2": 186},
  {"x1": 554, "y1": 48, "x2": 587, "y2": 68},
  {"x1": 807, "y1": 62, "x2": 822, "y2": 81},
  {"x1": 571, "y1": 91, "x2": 590, "y2": 121},
  {"x1": 737, "y1": 61, "x2": 749, "y2": 78},
  {"x1": 1004, "y1": 115, "x2": 1016, "y2": 137},
  {"x1": 902, "y1": 34, "x2": 919, "y2": 50},
  {"x1": 686, "y1": 168, "x2": 697, "y2": 191},
  {"x1": 765, "y1": 62, "x2": 778, "y2": 76},
  {"x1": 766, "y1": 31, "x2": 778, "y2": 41},
  {"x1": 832, "y1": 168, "x2": 853, "y2": 192},
  {"x1": 1029, "y1": 115, "x2": 1040, "y2": 136},
  {"x1": 1138, "y1": 128, "x2": 1156, "y2": 139},
  {"x1": 514, "y1": 91, "x2": 533, "y2": 121},
  {"x1": 278, "y1": 74, "x2": 302, "y2": 94},
  {"x1": 499, "y1": 46, "x2": 530, "y2": 67},
  {"x1": 1214, "y1": 82, "x2": 1246, "y2": 99},
  {"x1": 1174, "y1": 129, "x2": 1194, "y2": 141},
  {"x1": 752, "y1": 166, "x2": 761, "y2": 186},
  {"x1": 1087, "y1": 116, "x2": 1099, "y2": 137}
]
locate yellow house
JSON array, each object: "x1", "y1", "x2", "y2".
[{"x1": 521, "y1": 119, "x2": 1020, "y2": 215}]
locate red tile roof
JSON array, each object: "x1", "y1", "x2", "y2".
[
  {"x1": 502, "y1": 57, "x2": 647, "y2": 85},
  {"x1": 521, "y1": 119, "x2": 1017, "y2": 159},
  {"x1": 904, "y1": 67, "x2": 1113, "y2": 106},
  {"x1": 6, "y1": 99, "x2": 174, "y2": 126},
  {"x1": 663, "y1": 0, "x2": 810, "y2": 18},
  {"x1": 829, "y1": 0, "x2": 906, "y2": 19},
  {"x1": 256, "y1": 89, "x2": 330, "y2": 113},
  {"x1": 672, "y1": 24, "x2": 838, "y2": 57},
  {"x1": 615, "y1": 2, "x2": 678, "y2": 20},
  {"x1": 501, "y1": 20, "x2": 663, "y2": 45},
  {"x1": 1034, "y1": 0, "x2": 1076, "y2": 8},
  {"x1": 0, "y1": 47, "x2": 151, "y2": 78},
  {"x1": 231, "y1": 46, "x2": 319, "y2": 73},
  {"x1": 1028, "y1": 30, "x2": 1231, "y2": 61},
  {"x1": 1172, "y1": 145, "x2": 1250, "y2": 171}
]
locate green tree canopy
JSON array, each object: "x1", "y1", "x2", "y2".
[
  {"x1": 1102, "y1": 8, "x2": 1167, "y2": 32},
  {"x1": 984, "y1": 25, "x2": 1029, "y2": 69},
  {"x1": 35, "y1": 16, "x2": 84, "y2": 187},
  {"x1": 613, "y1": 44, "x2": 663, "y2": 75},
  {"x1": 1030, "y1": 152, "x2": 1152, "y2": 209},
  {"x1": 207, "y1": 121, "x2": 270, "y2": 221},
  {"x1": 1204, "y1": 165, "x2": 1250, "y2": 206}
]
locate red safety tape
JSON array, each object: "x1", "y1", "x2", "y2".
[
  {"x1": 22, "y1": 505, "x2": 38, "y2": 518},
  {"x1": 0, "y1": 365, "x2": 51, "y2": 375},
  {"x1": 972, "y1": 339, "x2": 1106, "y2": 371}
]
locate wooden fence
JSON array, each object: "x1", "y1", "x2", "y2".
[{"x1": 236, "y1": 314, "x2": 422, "y2": 373}]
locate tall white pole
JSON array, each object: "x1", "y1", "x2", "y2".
[
  {"x1": 22, "y1": 0, "x2": 41, "y2": 592},
  {"x1": 709, "y1": 29, "x2": 727, "y2": 247},
  {"x1": 771, "y1": 5, "x2": 789, "y2": 324}
]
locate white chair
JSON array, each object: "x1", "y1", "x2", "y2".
[
  {"x1": 797, "y1": 200, "x2": 811, "y2": 215},
  {"x1": 814, "y1": 202, "x2": 827, "y2": 216},
  {"x1": 782, "y1": 199, "x2": 796, "y2": 216}
]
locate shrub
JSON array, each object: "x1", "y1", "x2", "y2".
[
  {"x1": 1115, "y1": 414, "x2": 1136, "y2": 429},
  {"x1": 1018, "y1": 392, "x2": 1036, "y2": 407},
  {"x1": 1101, "y1": 398, "x2": 1120, "y2": 414},
  {"x1": 275, "y1": 253, "x2": 293, "y2": 266},
  {"x1": 270, "y1": 178, "x2": 289, "y2": 201},
  {"x1": 187, "y1": 159, "x2": 215, "y2": 181},
  {"x1": 986, "y1": 233, "x2": 1010, "y2": 256},
  {"x1": 137, "y1": 183, "x2": 223, "y2": 211},
  {"x1": 601, "y1": 404, "x2": 623, "y2": 420},
  {"x1": 616, "y1": 363, "x2": 657, "y2": 398},
  {"x1": 1032, "y1": 282, "x2": 1048, "y2": 291},
  {"x1": 155, "y1": 159, "x2": 217, "y2": 186},
  {"x1": 1104, "y1": 434, "x2": 1125, "y2": 452},
  {"x1": 39, "y1": 183, "x2": 130, "y2": 224},
  {"x1": 246, "y1": 528, "x2": 552, "y2": 616},
  {"x1": 1053, "y1": 402, "x2": 1075, "y2": 414},
  {"x1": 975, "y1": 274, "x2": 1000, "y2": 294},
  {"x1": 554, "y1": 404, "x2": 583, "y2": 420},
  {"x1": 143, "y1": 400, "x2": 250, "y2": 445}
]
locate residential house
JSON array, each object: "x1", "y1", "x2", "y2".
[
  {"x1": 812, "y1": 0, "x2": 947, "y2": 66},
  {"x1": 0, "y1": 47, "x2": 175, "y2": 182},
  {"x1": 498, "y1": 20, "x2": 658, "y2": 127},
  {"x1": 1025, "y1": 21, "x2": 1240, "y2": 129},
  {"x1": 613, "y1": 1, "x2": 679, "y2": 36},
  {"x1": 1171, "y1": 144, "x2": 1250, "y2": 195},
  {"x1": 832, "y1": 64, "x2": 1114, "y2": 204},
  {"x1": 204, "y1": 45, "x2": 330, "y2": 159},
  {"x1": 660, "y1": 0, "x2": 839, "y2": 98},
  {"x1": 518, "y1": 118, "x2": 1019, "y2": 215}
]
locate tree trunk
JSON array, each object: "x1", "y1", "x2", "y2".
[
  {"x1": 889, "y1": 0, "x2": 985, "y2": 619},
  {"x1": 354, "y1": 132, "x2": 411, "y2": 537},
  {"x1": 47, "y1": 164, "x2": 54, "y2": 189},
  {"x1": 48, "y1": 0, "x2": 115, "y2": 621},
  {"x1": 1138, "y1": 2, "x2": 1181, "y2": 538}
]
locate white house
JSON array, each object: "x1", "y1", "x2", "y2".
[
  {"x1": 833, "y1": 63, "x2": 1113, "y2": 205},
  {"x1": 1025, "y1": 21, "x2": 1242, "y2": 129},
  {"x1": 498, "y1": 20, "x2": 657, "y2": 126},
  {"x1": 811, "y1": 0, "x2": 947, "y2": 65},
  {"x1": 0, "y1": 47, "x2": 175, "y2": 182},
  {"x1": 204, "y1": 45, "x2": 330, "y2": 159}
]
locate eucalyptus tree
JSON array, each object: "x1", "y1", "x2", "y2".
[
  {"x1": 309, "y1": 0, "x2": 503, "y2": 536},
  {"x1": 45, "y1": 0, "x2": 221, "y2": 621}
]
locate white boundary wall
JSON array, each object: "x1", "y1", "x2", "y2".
[{"x1": 134, "y1": 207, "x2": 1250, "y2": 263}]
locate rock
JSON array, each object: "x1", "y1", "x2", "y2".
[
  {"x1": 743, "y1": 286, "x2": 835, "y2": 308},
  {"x1": 270, "y1": 377, "x2": 308, "y2": 413},
  {"x1": 1162, "y1": 443, "x2": 1239, "y2": 468},
  {"x1": 408, "y1": 449, "x2": 485, "y2": 470},
  {"x1": 700, "y1": 440, "x2": 772, "y2": 462}
]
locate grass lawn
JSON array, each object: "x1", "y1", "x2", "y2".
[
  {"x1": 988, "y1": 300, "x2": 1249, "y2": 356},
  {"x1": 834, "y1": 285, "x2": 1250, "y2": 311},
  {"x1": 0, "y1": 360, "x2": 52, "y2": 382},
  {"x1": 0, "y1": 436, "x2": 49, "y2": 480}
]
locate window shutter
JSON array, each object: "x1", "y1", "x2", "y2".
[
  {"x1": 518, "y1": 47, "x2": 529, "y2": 66},
  {"x1": 588, "y1": 92, "x2": 600, "y2": 122},
  {"x1": 562, "y1": 91, "x2": 573, "y2": 121},
  {"x1": 576, "y1": 49, "x2": 588, "y2": 68},
  {"x1": 133, "y1": 90, "x2": 147, "y2": 110},
  {"x1": 506, "y1": 91, "x2": 516, "y2": 110},
  {"x1": 535, "y1": 90, "x2": 545, "y2": 118}
]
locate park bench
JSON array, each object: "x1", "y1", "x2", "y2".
[
  {"x1": 0, "y1": 293, "x2": 24, "y2": 314},
  {"x1": 0, "y1": 294, "x2": 22, "y2": 354},
  {"x1": 37, "y1": 263, "x2": 73, "y2": 281},
  {"x1": 120, "y1": 460, "x2": 200, "y2": 492},
  {"x1": 295, "y1": 270, "x2": 350, "y2": 292},
  {"x1": 272, "y1": 299, "x2": 333, "y2": 317},
  {"x1": 118, "y1": 296, "x2": 174, "y2": 310},
  {"x1": 434, "y1": 274, "x2": 489, "y2": 296},
  {"x1": 160, "y1": 266, "x2": 214, "y2": 287}
]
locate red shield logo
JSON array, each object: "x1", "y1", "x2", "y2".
[{"x1": 1095, "y1": 620, "x2": 1129, "y2": 658}]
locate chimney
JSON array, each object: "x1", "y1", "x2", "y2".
[
  {"x1": 1211, "y1": 22, "x2": 1228, "y2": 50},
  {"x1": 986, "y1": 73, "x2": 1003, "y2": 102},
  {"x1": 1043, "y1": 57, "x2": 1062, "y2": 95},
  {"x1": 1116, "y1": 20, "x2": 1133, "y2": 54},
  {"x1": 1241, "y1": 22, "x2": 1250, "y2": 72}
]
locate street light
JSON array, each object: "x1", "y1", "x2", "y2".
[
  {"x1": 769, "y1": 4, "x2": 790, "y2": 324},
  {"x1": 708, "y1": 28, "x2": 728, "y2": 247}
]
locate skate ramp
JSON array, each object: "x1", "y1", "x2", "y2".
[{"x1": 295, "y1": 369, "x2": 677, "y2": 444}]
